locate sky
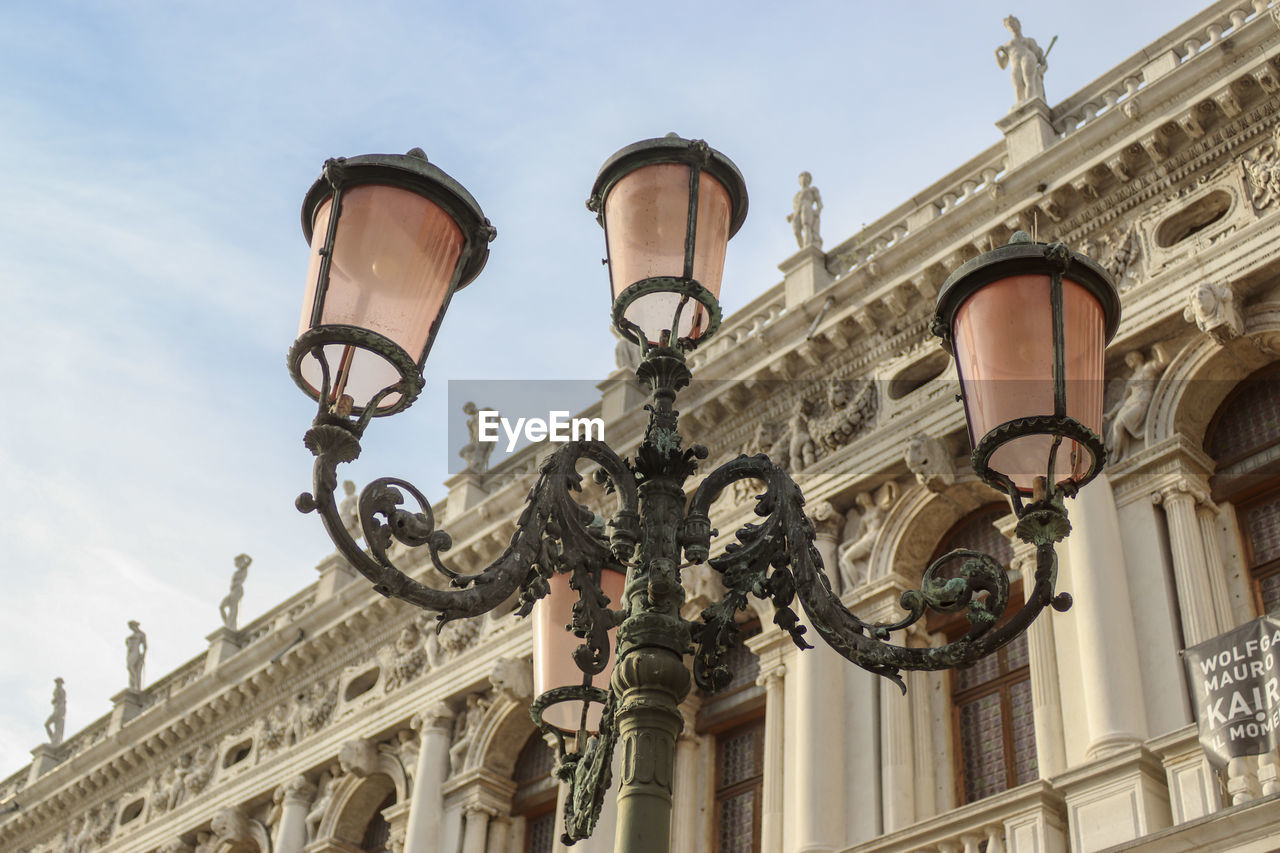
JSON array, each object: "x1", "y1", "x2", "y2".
[{"x1": 0, "y1": 0, "x2": 1218, "y2": 777}]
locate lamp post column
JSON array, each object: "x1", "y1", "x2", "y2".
[{"x1": 611, "y1": 347, "x2": 694, "y2": 853}]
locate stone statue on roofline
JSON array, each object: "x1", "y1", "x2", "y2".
[
  {"x1": 126, "y1": 621, "x2": 147, "y2": 691},
  {"x1": 787, "y1": 171, "x2": 823, "y2": 249},
  {"x1": 995, "y1": 15, "x2": 1049, "y2": 105},
  {"x1": 459, "y1": 402, "x2": 497, "y2": 474},
  {"x1": 219, "y1": 553, "x2": 251, "y2": 631},
  {"x1": 45, "y1": 677, "x2": 66, "y2": 746},
  {"x1": 338, "y1": 480, "x2": 362, "y2": 543}
]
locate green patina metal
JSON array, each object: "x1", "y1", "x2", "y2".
[{"x1": 293, "y1": 185, "x2": 1116, "y2": 853}]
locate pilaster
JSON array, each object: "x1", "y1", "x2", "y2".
[
  {"x1": 778, "y1": 244, "x2": 832, "y2": 311},
  {"x1": 1063, "y1": 474, "x2": 1148, "y2": 758},
  {"x1": 26, "y1": 743, "x2": 66, "y2": 786},
  {"x1": 747, "y1": 630, "x2": 789, "y2": 853},
  {"x1": 792, "y1": 510, "x2": 847, "y2": 853},
  {"x1": 274, "y1": 775, "x2": 317, "y2": 853},
  {"x1": 108, "y1": 688, "x2": 148, "y2": 735},
  {"x1": 205, "y1": 626, "x2": 247, "y2": 672},
  {"x1": 444, "y1": 469, "x2": 490, "y2": 522},
  {"x1": 997, "y1": 516, "x2": 1067, "y2": 777},
  {"x1": 1054, "y1": 746, "x2": 1172, "y2": 853},
  {"x1": 404, "y1": 702, "x2": 455, "y2": 853},
  {"x1": 994, "y1": 97, "x2": 1055, "y2": 170}
]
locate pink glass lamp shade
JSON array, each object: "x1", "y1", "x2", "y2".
[
  {"x1": 932, "y1": 234, "x2": 1120, "y2": 497},
  {"x1": 533, "y1": 568, "x2": 627, "y2": 733},
  {"x1": 289, "y1": 150, "x2": 495, "y2": 419},
  {"x1": 589, "y1": 135, "x2": 748, "y2": 347}
]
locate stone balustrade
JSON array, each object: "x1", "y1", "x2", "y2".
[
  {"x1": 839, "y1": 780, "x2": 1067, "y2": 853},
  {"x1": 1054, "y1": 0, "x2": 1273, "y2": 137}
]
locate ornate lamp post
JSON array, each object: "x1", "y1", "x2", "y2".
[{"x1": 289, "y1": 137, "x2": 1120, "y2": 852}]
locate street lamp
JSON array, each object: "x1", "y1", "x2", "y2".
[{"x1": 289, "y1": 137, "x2": 1120, "y2": 852}]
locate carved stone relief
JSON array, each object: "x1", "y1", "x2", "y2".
[
  {"x1": 1089, "y1": 221, "x2": 1143, "y2": 292},
  {"x1": 838, "y1": 482, "x2": 900, "y2": 589},
  {"x1": 1243, "y1": 124, "x2": 1280, "y2": 210},
  {"x1": 1183, "y1": 281, "x2": 1244, "y2": 345},
  {"x1": 383, "y1": 622, "x2": 427, "y2": 693},
  {"x1": 306, "y1": 763, "x2": 343, "y2": 842},
  {"x1": 904, "y1": 433, "x2": 957, "y2": 493},
  {"x1": 1104, "y1": 349, "x2": 1168, "y2": 463},
  {"x1": 426, "y1": 615, "x2": 482, "y2": 668},
  {"x1": 490, "y1": 656, "x2": 534, "y2": 702},
  {"x1": 449, "y1": 691, "x2": 493, "y2": 775}
]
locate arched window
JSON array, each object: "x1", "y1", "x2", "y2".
[
  {"x1": 697, "y1": 624, "x2": 763, "y2": 853},
  {"x1": 931, "y1": 506, "x2": 1035, "y2": 804},
  {"x1": 1206, "y1": 362, "x2": 1280, "y2": 614},
  {"x1": 512, "y1": 731, "x2": 557, "y2": 853},
  {"x1": 359, "y1": 791, "x2": 394, "y2": 852}
]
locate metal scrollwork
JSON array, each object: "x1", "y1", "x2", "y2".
[
  {"x1": 298, "y1": 408, "x2": 637, "y2": 632},
  {"x1": 531, "y1": 687, "x2": 618, "y2": 845},
  {"x1": 684, "y1": 449, "x2": 1071, "y2": 692}
]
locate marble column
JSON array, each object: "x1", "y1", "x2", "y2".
[
  {"x1": 274, "y1": 775, "x2": 316, "y2": 853},
  {"x1": 1195, "y1": 502, "x2": 1236, "y2": 632},
  {"x1": 998, "y1": 515, "x2": 1067, "y2": 777},
  {"x1": 1066, "y1": 474, "x2": 1148, "y2": 757},
  {"x1": 671, "y1": 698, "x2": 703, "y2": 853},
  {"x1": 1155, "y1": 481, "x2": 1222, "y2": 646},
  {"x1": 758, "y1": 665, "x2": 786, "y2": 853},
  {"x1": 461, "y1": 805, "x2": 492, "y2": 853},
  {"x1": 880, "y1": 679, "x2": 915, "y2": 831},
  {"x1": 793, "y1": 512, "x2": 847, "y2": 852},
  {"x1": 403, "y1": 702, "x2": 455, "y2": 853},
  {"x1": 485, "y1": 816, "x2": 511, "y2": 853}
]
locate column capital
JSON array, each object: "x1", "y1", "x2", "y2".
[
  {"x1": 1151, "y1": 476, "x2": 1211, "y2": 508},
  {"x1": 281, "y1": 774, "x2": 317, "y2": 807},
  {"x1": 411, "y1": 701, "x2": 456, "y2": 735},
  {"x1": 754, "y1": 663, "x2": 786, "y2": 689},
  {"x1": 809, "y1": 500, "x2": 845, "y2": 540}
]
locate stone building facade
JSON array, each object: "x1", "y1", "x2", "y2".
[{"x1": 5, "y1": 1, "x2": 1280, "y2": 851}]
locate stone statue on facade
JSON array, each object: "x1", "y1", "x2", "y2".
[
  {"x1": 1094, "y1": 223, "x2": 1142, "y2": 292},
  {"x1": 44, "y1": 677, "x2": 66, "y2": 747},
  {"x1": 1104, "y1": 349, "x2": 1167, "y2": 463},
  {"x1": 459, "y1": 402, "x2": 497, "y2": 473},
  {"x1": 125, "y1": 621, "x2": 147, "y2": 691},
  {"x1": 383, "y1": 623, "x2": 426, "y2": 692},
  {"x1": 813, "y1": 377, "x2": 877, "y2": 452},
  {"x1": 449, "y1": 692, "x2": 491, "y2": 775},
  {"x1": 305, "y1": 764, "x2": 342, "y2": 841},
  {"x1": 837, "y1": 482, "x2": 899, "y2": 589},
  {"x1": 338, "y1": 480, "x2": 362, "y2": 543},
  {"x1": 995, "y1": 15, "x2": 1048, "y2": 104},
  {"x1": 291, "y1": 680, "x2": 336, "y2": 746},
  {"x1": 776, "y1": 400, "x2": 816, "y2": 473},
  {"x1": 787, "y1": 171, "x2": 823, "y2": 249},
  {"x1": 219, "y1": 553, "x2": 251, "y2": 631},
  {"x1": 1183, "y1": 281, "x2": 1244, "y2": 345},
  {"x1": 904, "y1": 434, "x2": 957, "y2": 493},
  {"x1": 613, "y1": 326, "x2": 643, "y2": 373},
  {"x1": 1243, "y1": 125, "x2": 1280, "y2": 210},
  {"x1": 490, "y1": 656, "x2": 534, "y2": 702},
  {"x1": 731, "y1": 423, "x2": 774, "y2": 505}
]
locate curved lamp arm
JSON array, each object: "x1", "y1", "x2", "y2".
[
  {"x1": 683, "y1": 453, "x2": 1071, "y2": 692},
  {"x1": 297, "y1": 416, "x2": 639, "y2": 631}
]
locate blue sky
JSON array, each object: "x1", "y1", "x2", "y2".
[{"x1": 0, "y1": 0, "x2": 1214, "y2": 775}]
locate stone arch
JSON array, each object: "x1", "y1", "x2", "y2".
[
  {"x1": 205, "y1": 805, "x2": 270, "y2": 853},
  {"x1": 465, "y1": 691, "x2": 537, "y2": 778},
  {"x1": 869, "y1": 477, "x2": 1006, "y2": 585},
  {"x1": 1146, "y1": 300, "x2": 1280, "y2": 449},
  {"x1": 315, "y1": 741, "x2": 408, "y2": 846}
]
